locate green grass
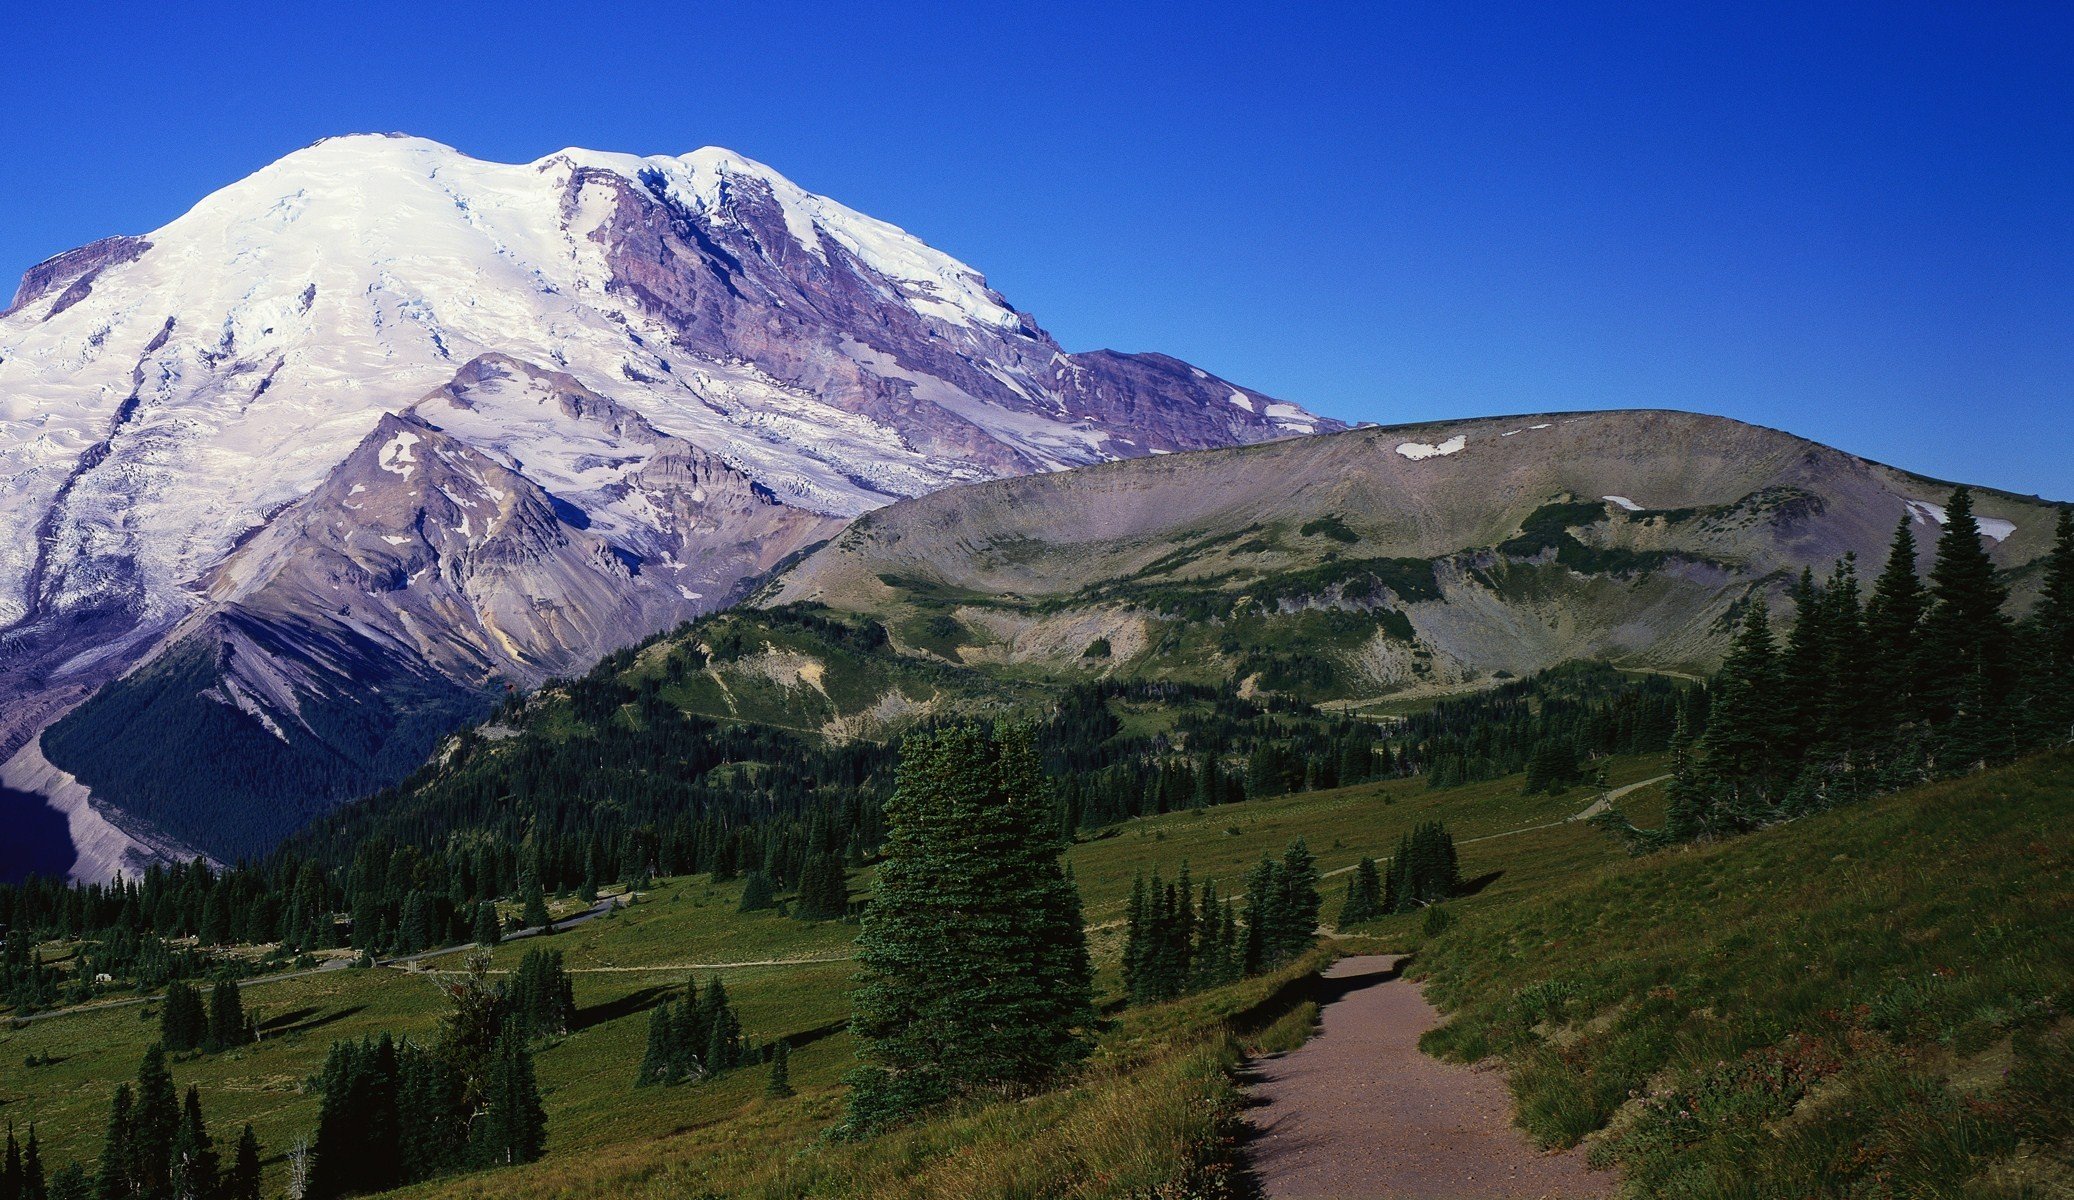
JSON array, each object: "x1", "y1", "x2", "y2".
[
  {"x1": 1397, "y1": 749, "x2": 2074, "y2": 1198},
  {"x1": 5, "y1": 750, "x2": 1665, "y2": 1198},
  {"x1": 22, "y1": 749, "x2": 2058, "y2": 1198}
]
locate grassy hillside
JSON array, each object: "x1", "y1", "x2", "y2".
[
  {"x1": 766, "y1": 412, "x2": 2065, "y2": 702},
  {"x1": 5, "y1": 749, "x2": 1654, "y2": 1197},
  {"x1": 1389, "y1": 749, "x2": 2074, "y2": 1198}
]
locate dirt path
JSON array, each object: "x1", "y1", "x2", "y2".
[
  {"x1": 1318, "y1": 774, "x2": 1669, "y2": 881},
  {"x1": 1247, "y1": 955, "x2": 1614, "y2": 1199}
]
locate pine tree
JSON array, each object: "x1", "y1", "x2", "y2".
[
  {"x1": 737, "y1": 872, "x2": 776, "y2": 913},
  {"x1": 473, "y1": 901, "x2": 501, "y2": 947},
  {"x1": 520, "y1": 876, "x2": 552, "y2": 932},
  {"x1": 131, "y1": 1046, "x2": 179, "y2": 1199},
  {"x1": 1702, "y1": 599, "x2": 1784, "y2": 823},
  {"x1": 2024, "y1": 508, "x2": 2074, "y2": 744},
  {"x1": 160, "y1": 981, "x2": 207, "y2": 1053},
  {"x1": 467, "y1": 1024, "x2": 545, "y2": 1167},
  {"x1": 171, "y1": 1085, "x2": 218, "y2": 1200},
  {"x1": 6, "y1": 1124, "x2": 22, "y2": 1200},
  {"x1": 1777, "y1": 568, "x2": 1830, "y2": 768},
  {"x1": 1919, "y1": 487, "x2": 2016, "y2": 770},
  {"x1": 845, "y1": 724, "x2": 1094, "y2": 1135},
  {"x1": 92, "y1": 1084, "x2": 131, "y2": 1200},
  {"x1": 636, "y1": 1001, "x2": 674, "y2": 1086},
  {"x1": 207, "y1": 979, "x2": 249, "y2": 1052},
  {"x1": 224, "y1": 1126, "x2": 261, "y2": 1200},
  {"x1": 46, "y1": 1167, "x2": 84, "y2": 1200},
  {"x1": 19, "y1": 1126, "x2": 42, "y2": 1200},
  {"x1": 1338, "y1": 857, "x2": 1382, "y2": 926},
  {"x1": 1865, "y1": 516, "x2": 1929, "y2": 740},
  {"x1": 765, "y1": 1040, "x2": 794, "y2": 1099},
  {"x1": 1659, "y1": 710, "x2": 1709, "y2": 842}
]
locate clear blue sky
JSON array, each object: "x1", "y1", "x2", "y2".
[{"x1": 3, "y1": 1, "x2": 2068, "y2": 497}]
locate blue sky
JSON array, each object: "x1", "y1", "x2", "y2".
[{"x1": 3, "y1": 1, "x2": 2068, "y2": 496}]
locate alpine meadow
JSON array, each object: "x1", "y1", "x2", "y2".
[{"x1": 1, "y1": 8, "x2": 2069, "y2": 1198}]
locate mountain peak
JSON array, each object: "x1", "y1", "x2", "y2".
[{"x1": 1, "y1": 132, "x2": 1337, "y2": 834}]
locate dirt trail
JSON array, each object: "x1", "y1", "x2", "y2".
[{"x1": 1247, "y1": 955, "x2": 1613, "y2": 1199}]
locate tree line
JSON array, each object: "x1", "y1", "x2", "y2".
[{"x1": 1645, "y1": 492, "x2": 2073, "y2": 842}]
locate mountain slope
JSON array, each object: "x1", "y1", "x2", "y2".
[
  {"x1": 766, "y1": 409, "x2": 2064, "y2": 698},
  {"x1": 0, "y1": 134, "x2": 1333, "y2": 870}
]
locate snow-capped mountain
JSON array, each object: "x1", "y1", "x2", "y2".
[{"x1": 0, "y1": 134, "x2": 1335, "y2": 872}]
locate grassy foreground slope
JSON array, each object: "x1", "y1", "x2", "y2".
[{"x1": 1393, "y1": 749, "x2": 2074, "y2": 1198}]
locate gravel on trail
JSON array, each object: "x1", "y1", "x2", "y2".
[{"x1": 1246, "y1": 954, "x2": 1615, "y2": 1200}]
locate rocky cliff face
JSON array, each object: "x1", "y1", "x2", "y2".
[{"x1": 0, "y1": 134, "x2": 1333, "y2": 869}]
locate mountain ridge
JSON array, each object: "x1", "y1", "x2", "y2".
[{"x1": 0, "y1": 133, "x2": 1334, "y2": 875}]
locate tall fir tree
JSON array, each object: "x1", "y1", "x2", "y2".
[
  {"x1": 171, "y1": 1085, "x2": 219, "y2": 1200},
  {"x1": 1701, "y1": 599, "x2": 1785, "y2": 824},
  {"x1": 1864, "y1": 516, "x2": 1929, "y2": 740},
  {"x1": 766, "y1": 1040, "x2": 794, "y2": 1099},
  {"x1": 19, "y1": 1126, "x2": 42, "y2": 1200},
  {"x1": 93, "y1": 1084, "x2": 132, "y2": 1200},
  {"x1": 131, "y1": 1046, "x2": 179, "y2": 1199},
  {"x1": 1918, "y1": 487, "x2": 2016, "y2": 770},
  {"x1": 207, "y1": 979, "x2": 249, "y2": 1052},
  {"x1": 2023, "y1": 508, "x2": 2074, "y2": 743},
  {"x1": 845, "y1": 724, "x2": 1094, "y2": 1135},
  {"x1": 1337, "y1": 857, "x2": 1383, "y2": 927},
  {"x1": 468, "y1": 1023, "x2": 546, "y2": 1168},
  {"x1": 224, "y1": 1126, "x2": 262, "y2": 1200}
]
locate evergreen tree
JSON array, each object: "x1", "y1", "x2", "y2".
[
  {"x1": 1864, "y1": 516, "x2": 1929, "y2": 734},
  {"x1": 171, "y1": 1086, "x2": 218, "y2": 1200},
  {"x1": 1659, "y1": 710, "x2": 1709, "y2": 842},
  {"x1": 207, "y1": 979, "x2": 250, "y2": 1052},
  {"x1": 2023, "y1": 508, "x2": 2074, "y2": 744},
  {"x1": 736, "y1": 872, "x2": 776, "y2": 913},
  {"x1": 766, "y1": 1040, "x2": 794, "y2": 1099},
  {"x1": 1919, "y1": 487, "x2": 2016, "y2": 770},
  {"x1": 1522, "y1": 739, "x2": 1581, "y2": 794},
  {"x1": 845, "y1": 724, "x2": 1094, "y2": 1135},
  {"x1": 45, "y1": 1167, "x2": 84, "y2": 1200},
  {"x1": 520, "y1": 876, "x2": 552, "y2": 932},
  {"x1": 1386, "y1": 823, "x2": 1462, "y2": 911},
  {"x1": 6, "y1": 1125, "x2": 21, "y2": 1200},
  {"x1": 473, "y1": 901, "x2": 502, "y2": 947},
  {"x1": 698, "y1": 977, "x2": 743, "y2": 1072},
  {"x1": 467, "y1": 1024, "x2": 546, "y2": 1168},
  {"x1": 636, "y1": 1001, "x2": 675, "y2": 1087},
  {"x1": 506, "y1": 949, "x2": 574, "y2": 1041},
  {"x1": 131, "y1": 1046, "x2": 179, "y2": 1199},
  {"x1": 93, "y1": 1084, "x2": 132, "y2": 1200},
  {"x1": 1701, "y1": 600, "x2": 1784, "y2": 823},
  {"x1": 160, "y1": 981, "x2": 207, "y2": 1053},
  {"x1": 1338, "y1": 857, "x2": 1382, "y2": 926},
  {"x1": 224, "y1": 1126, "x2": 262, "y2": 1200},
  {"x1": 20, "y1": 1126, "x2": 44, "y2": 1200},
  {"x1": 18, "y1": 1135, "x2": 41, "y2": 1200}
]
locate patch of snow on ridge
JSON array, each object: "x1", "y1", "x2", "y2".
[
  {"x1": 1229, "y1": 391, "x2": 1254, "y2": 412},
  {"x1": 1603, "y1": 495, "x2": 1642, "y2": 512},
  {"x1": 1906, "y1": 498, "x2": 2014, "y2": 542},
  {"x1": 378, "y1": 430, "x2": 421, "y2": 478},
  {"x1": 1395, "y1": 435, "x2": 1466, "y2": 461}
]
